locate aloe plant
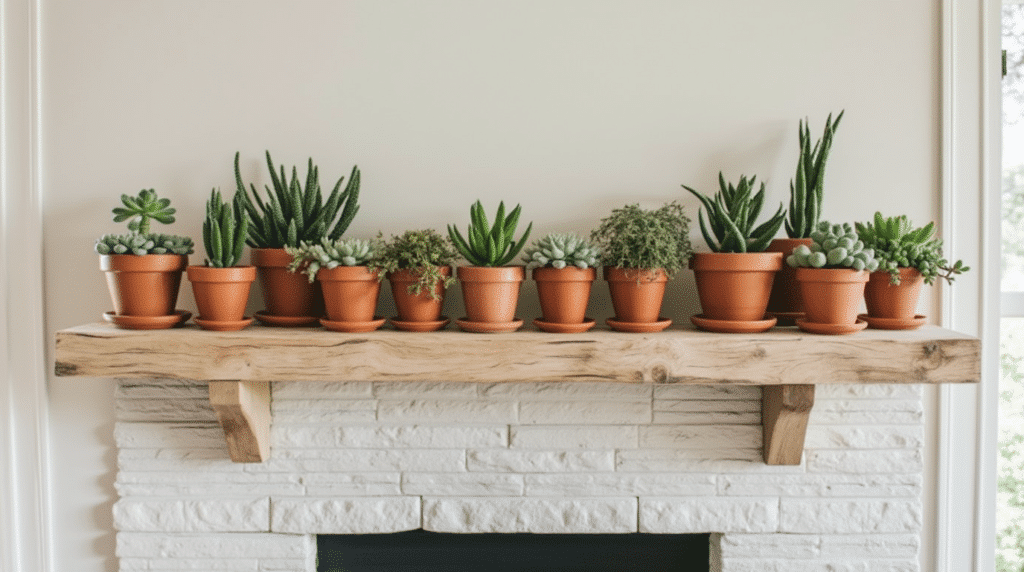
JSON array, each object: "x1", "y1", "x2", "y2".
[
  {"x1": 682, "y1": 173, "x2": 785, "y2": 253},
  {"x1": 447, "y1": 200, "x2": 533, "y2": 267},
  {"x1": 786, "y1": 112, "x2": 844, "y2": 239},
  {"x1": 202, "y1": 189, "x2": 249, "y2": 268},
  {"x1": 856, "y1": 212, "x2": 969, "y2": 285}
]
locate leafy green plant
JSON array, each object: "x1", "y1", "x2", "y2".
[
  {"x1": 202, "y1": 189, "x2": 249, "y2": 268},
  {"x1": 522, "y1": 233, "x2": 601, "y2": 269},
  {"x1": 786, "y1": 112, "x2": 844, "y2": 239},
  {"x1": 787, "y1": 221, "x2": 879, "y2": 271},
  {"x1": 95, "y1": 189, "x2": 194, "y2": 255},
  {"x1": 589, "y1": 202, "x2": 692, "y2": 275},
  {"x1": 371, "y1": 229, "x2": 459, "y2": 299},
  {"x1": 447, "y1": 200, "x2": 533, "y2": 267},
  {"x1": 856, "y1": 212, "x2": 969, "y2": 285},
  {"x1": 286, "y1": 237, "x2": 381, "y2": 283},
  {"x1": 235, "y1": 151, "x2": 360, "y2": 249},
  {"x1": 682, "y1": 173, "x2": 785, "y2": 253}
]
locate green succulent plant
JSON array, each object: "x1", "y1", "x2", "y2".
[
  {"x1": 522, "y1": 233, "x2": 601, "y2": 269},
  {"x1": 786, "y1": 111, "x2": 844, "y2": 239},
  {"x1": 447, "y1": 200, "x2": 533, "y2": 267},
  {"x1": 95, "y1": 189, "x2": 194, "y2": 255},
  {"x1": 589, "y1": 202, "x2": 692, "y2": 276},
  {"x1": 286, "y1": 237, "x2": 381, "y2": 283},
  {"x1": 682, "y1": 173, "x2": 786, "y2": 253},
  {"x1": 111, "y1": 188, "x2": 176, "y2": 234},
  {"x1": 235, "y1": 151, "x2": 360, "y2": 249},
  {"x1": 787, "y1": 221, "x2": 879, "y2": 271},
  {"x1": 855, "y1": 212, "x2": 969, "y2": 285},
  {"x1": 202, "y1": 189, "x2": 249, "y2": 268},
  {"x1": 371, "y1": 229, "x2": 459, "y2": 299}
]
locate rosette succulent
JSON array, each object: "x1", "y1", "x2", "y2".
[
  {"x1": 855, "y1": 212, "x2": 969, "y2": 285},
  {"x1": 522, "y1": 233, "x2": 601, "y2": 269},
  {"x1": 94, "y1": 189, "x2": 194, "y2": 255},
  {"x1": 286, "y1": 237, "x2": 381, "y2": 283},
  {"x1": 787, "y1": 221, "x2": 879, "y2": 271}
]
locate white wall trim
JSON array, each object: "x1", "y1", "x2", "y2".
[{"x1": 0, "y1": 0, "x2": 52, "y2": 571}]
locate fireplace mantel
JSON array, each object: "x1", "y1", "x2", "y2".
[{"x1": 54, "y1": 323, "x2": 979, "y2": 466}]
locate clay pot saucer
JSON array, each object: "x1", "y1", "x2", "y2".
[
  {"x1": 795, "y1": 318, "x2": 868, "y2": 335},
  {"x1": 767, "y1": 311, "x2": 804, "y2": 327},
  {"x1": 194, "y1": 316, "x2": 254, "y2": 332},
  {"x1": 533, "y1": 318, "x2": 597, "y2": 334},
  {"x1": 254, "y1": 311, "x2": 320, "y2": 327},
  {"x1": 690, "y1": 314, "x2": 777, "y2": 334},
  {"x1": 455, "y1": 317, "x2": 524, "y2": 333},
  {"x1": 103, "y1": 310, "x2": 191, "y2": 330},
  {"x1": 858, "y1": 314, "x2": 927, "y2": 331},
  {"x1": 320, "y1": 316, "x2": 386, "y2": 333},
  {"x1": 390, "y1": 316, "x2": 451, "y2": 332},
  {"x1": 606, "y1": 317, "x2": 672, "y2": 333}
]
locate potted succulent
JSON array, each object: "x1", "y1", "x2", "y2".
[
  {"x1": 683, "y1": 173, "x2": 786, "y2": 333},
  {"x1": 235, "y1": 151, "x2": 361, "y2": 326},
  {"x1": 786, "y1": 221, "x2": 879, "y2": 335},
  {"x1": 186, "y1": 189, "x2": 255, "y2": 331},
  {"x1": 766, "y1": 112, "x2": 844, "y2": 325},
  {"x1": 589, "y1": 202, "x2": 692, "y2": 333},
  {"x1": 447, "y1": 200, "x2": 532, "y2": 333},
  {"x1": 855, "y1": 212, "x2": 969, "y2": 330},
  {"x1": 287, "y1": 237, "x2": 383, "y2": 332},
  {"x1": 95, "y1": 189, "x2": 194, "y2": 329},
  {"x1": 522, "y1": 233, "x2": 601, "y2": 333},
  {"x1": 371, "y1": 229, "x2": 459, "y2": 332}
]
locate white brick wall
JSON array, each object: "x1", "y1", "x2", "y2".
[{"x1": 113, "y1": 379, "x2": 924, "y2": 571}]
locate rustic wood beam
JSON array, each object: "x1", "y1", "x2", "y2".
[
  {"x1": 762, "y1": 384, "x2": 815, "y2": 465},
  {"x1": 207, "y1": 381, "x2": 270, "y2": 463}
]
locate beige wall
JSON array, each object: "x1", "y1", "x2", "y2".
[{"x1": 42, "y1": 1, "x2": 939, "y2": 570}]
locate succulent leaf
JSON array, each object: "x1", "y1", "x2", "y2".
[
  {"x1": 521, "y1": 233, "x2": 602, "y2": 270},
  {"x1": 682, "y1": 173, "x2": 785, "y2": 253}
]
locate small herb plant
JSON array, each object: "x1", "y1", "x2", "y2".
[
  {"x1": 855, "y1": 212, "x2": 969, "y2": 285},
  {"x1": 286, "y1": 237, "x2": 381, "y2": 283},
  {"x1": 235, "y1": 151, "x2": 360, "y2": 249},
  {"x1": 201, "y1": 189, "x2": 249, "y2": 268},
  {"x1": 95, "y1": 189, "x2": 194, "y2": 255},
  {"x1": 447, "y1": 200, "x2": 533, "y2": 267},
  {"x1": 787, "y1": 221, "x2": 879, "y2": 271},
  {"x1": 522, "y1": 233, "x2": 601, "y2": 269},
  {"x1": 589, "y1": 202, "x2": 692, "y2": 276},
  {"x1": 786, "y1": 112, "x2": 844, "y2": 239},
  {"x1": 372, "y1": 229, "x2": 459, "y2": 299},
  {"x1": 682, "y1": 173, "x2": 785, "y2": 253}
]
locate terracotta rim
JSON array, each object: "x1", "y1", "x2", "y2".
[
  {"x1": 186, "y1": 265, "x2": 257, "y2": 283},
  {"x1": 389, "y1": 266, "x2": 452, "y2": 281},
  {"x1": 794, "y1": 267, "x2": 870, "y2": 284},
  {"x1": 317, "y1": 266, "x2": 379, "y2": 282},
  {"x1": 603, "y1": 267, "x2": 667, "y2": 283},
  {"x1": 100, "y1": 254, "x2": 188, "y2": 272},
  {"x1": 688, "y1": 252, "x2": 783, "y2": 272},
  {"x1": 457, "y1": 265, "x2": 525, "y2": 282},
  {"x1": 532, "y1": 266, "x2": 597, "y2": 282},
  {"x1": 250, "y1": 247, "x2": 294, "y2": 268}
]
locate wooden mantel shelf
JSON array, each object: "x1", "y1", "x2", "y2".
[{"x1": 54, "y1": 323, "x2": 980, "y2": 466}]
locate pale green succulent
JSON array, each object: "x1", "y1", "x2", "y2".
[
  {"x1": 787, "y1": 221, "x2": 879, "y2": 271},
  {"x1": 95, "y1": 233, "x2": 194, "y2": 256},
  {"x1": 522, "y1": 233, "x2": 601, "y2": 269},
  {"x1": 286, "y1": 237, "x2": 380, "y2": 282}
]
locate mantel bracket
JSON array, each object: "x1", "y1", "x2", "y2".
[
  {"x1": 208, "y1": 381, "x2": 271, "y2": 463},
  {"x1": 762, "y1": 384, "x2": 815, "y2": 465}
]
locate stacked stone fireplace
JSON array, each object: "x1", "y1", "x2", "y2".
[{"x1": 112, "y1": 379, "x2": 923, "y2": 571}]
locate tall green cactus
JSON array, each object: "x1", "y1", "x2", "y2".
[
  {"x1": 202, "y1": 189, "x2": 249, "y2": 268},
  {"x1": 683, "y1": 173, "x2": 785, "y2": 253},
  {"x1": 786, "y1": 111, "x2": 844, "y2": 238}
]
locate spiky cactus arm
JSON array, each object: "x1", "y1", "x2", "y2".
[{"x1": 785, "y1": 111, "x2": 844, "y2": 238}]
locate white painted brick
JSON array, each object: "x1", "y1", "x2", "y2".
[
  {"x1": 300, "y1": 473, "x2": 401, "y2": 496},
  {"x1": 655, "y1": 398, "x2": 760, "y2": 413},
  {"x1": 272, "y1": 399, "x2": 376, "y2": 424},
  {"x1": 806, "y1": 450, "x2": 923, "y2": 474},
  {"x1": 136, "y1": 558, "x2": 260, "y2": 570},
  {"x1": 719, "y1": 533, "x2": 821, "y2": 558},
  {"x1": 252, "y1": 449, "x2": 465, "y2": 473},
  {"x1": 271, "y1": 497, "x2": 419, "y2": 534},
  {"x1": 116, "y1": 380, "x2": 208, "y2": 400},
  {"x1": 804, "y1": 425, "x2": 923, "y2": 449},
  {"x1": 721, "y1": 474, "x2": 921, "y2": 498},
  {"x1": 525, "y1": 474, "x2": 716, "y2": 497},
  {"x1": 510, "y1": 426, "x2": 637, "y2": 449},
  {"x1": 719, "y1": 560, "x2": 868, "y2": 572},
  {"x1": 468, "y1": 449, "x2": 613, "y2": 472},
  {"x1": 116, "y1": 473, "x2": 304, "y2": 497},
  {"x1": 258, "y1": 558, "x2": 310, "y2": 572},
  {"x1": 519, "y1": 401, "x2": 650, "y2": 424},
  {"x1": 116, "y1": 533, "x2": 311, "y2": 558},
  {"x1": 617, "y1": 448, "x2": 802, "y2": 473},
  {"x1": 814, "y1": 384, "x2": 922, "y2": 400},
  {"x1": 779, "y1": 499, "x2": 922, "y2": 534},
  {"x1": 114, "y1": 498, "x2": 269, "y2": 532},
  {"x1": 819, "y1": 534, "x2": 920, "y2": 558},
  {"x1": 272, "y1": 426, "x2": 340, "y2": 448},
  {"x1": 116, "y1": 398, "x2": 217, "y2": 423},
  {"x1": 653, "y1": 411, "x2": 761, "y2": 425},
  {"x1": 423, "y1": 497, "x2": 636, "y2": 533},
  {"x1": 480, "y1": 381, "x2": 651, "y2": 401},
  {"x1": 377, "y1": 399, "x2": 517, "y2": 423},
  {"x1": 115, "y1": 423, "x2": 225, "y2": 449},
  {"x1": 402, "y1": 473, "x2": 525, "y2": 496},
  {"x1": 337, "y1": 425, "x2": 507, "y2": 448},
  {"x1": 273, "y1": 381, "x2": 372, "y2": 399},
  {"x1": 640, "y1": 497, "x2": 778, "y2": 533},
  {"x1": 640, "y1": 425, "x2": 761, "y2": 449},
  {"x1": 374, "y1": 381, "x2": 481, "y2": 399},
  {"x1": 809, "y1": 399, "x2": 923, "y2": 425},
  {"x1": 118, "y1": 449, "x2": 244, "y2": 473},
  {"x1": 654, "y1": 385, "x2": 761, "y2": 400}
]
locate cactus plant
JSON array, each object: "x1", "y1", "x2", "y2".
[
  {"x1": 682, "y1": 173, "x2": 786, "y2": 253},
  {"x1": 447, "y1": 200, "x2": 533, "y2": 267},
  {"x1": 785, "y1": 112, "x2": 844, "y2": 239},
  {"x1": 95, "y1": 189, "x2": 194, "y2": 255},
  {"x1": 855, "y1": 212, "x2": 968, "y2": 285},
  {"x1": 286, "y1": 237, "x2": 380, "y2": 283},
  {"x1": 787, "y1": 221, "x2": 879, "y2": 271},
  {"x1": 522, "y1": 233, "x2": 601, "y2": 269},
  {"x1": 235, "y1": 151, "x2": 360, "y2": 249},
  {"x1": 202, "y1": 189, "x2": 249, "y2": 268}
]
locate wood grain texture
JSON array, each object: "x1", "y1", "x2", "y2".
[
  {"x1": 207, "y1": 381, "x2": 270, "y2": 463},
  {"x1": 55, "y1": 323, "x2": 980, "y2": 385},
  {"x1": 762, "y1": 385, "x2": 815, "y2": 465}
]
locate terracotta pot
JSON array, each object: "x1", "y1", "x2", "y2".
[
  {"x1": 187, "y1": 265, "x2": 257, "y2": 323},
  {"x1": 532, "y1": 266, "x2": 597, "y2": 324},
  {"x1": 388, "y1": 267, "x2": 450, "y2": 322},
  {"x1": 604, "y1": 266, "x2": 668, "y2": 323},
  {"x1": 317, "y1": 266, "x2": 381, "y2": 323},
  {"x1": 864, "y1": 268, "x2": 924, "y2": 320},
  {"x1": 765, "y1": 238, "x2": 813, "y2": 323},
  {"x1": 457, "y1": 266, "x2": 525, "y2": 323},
  {"x1": 100, "y1": 254, "x2": 188, "y2": 317},
  {"x1": 795, "y1": 267, "x2": 870, "y2": 325},
  {"x1": 690, "y1": 252, "x2": 782, "y2": 321},
  {"x1": 251, "y1": 247, "x2": 324, "y2": 318}
]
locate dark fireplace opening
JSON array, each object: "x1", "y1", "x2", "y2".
[{"x1": 318, "y1": 530, "x2": 710, "y2": 572}]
